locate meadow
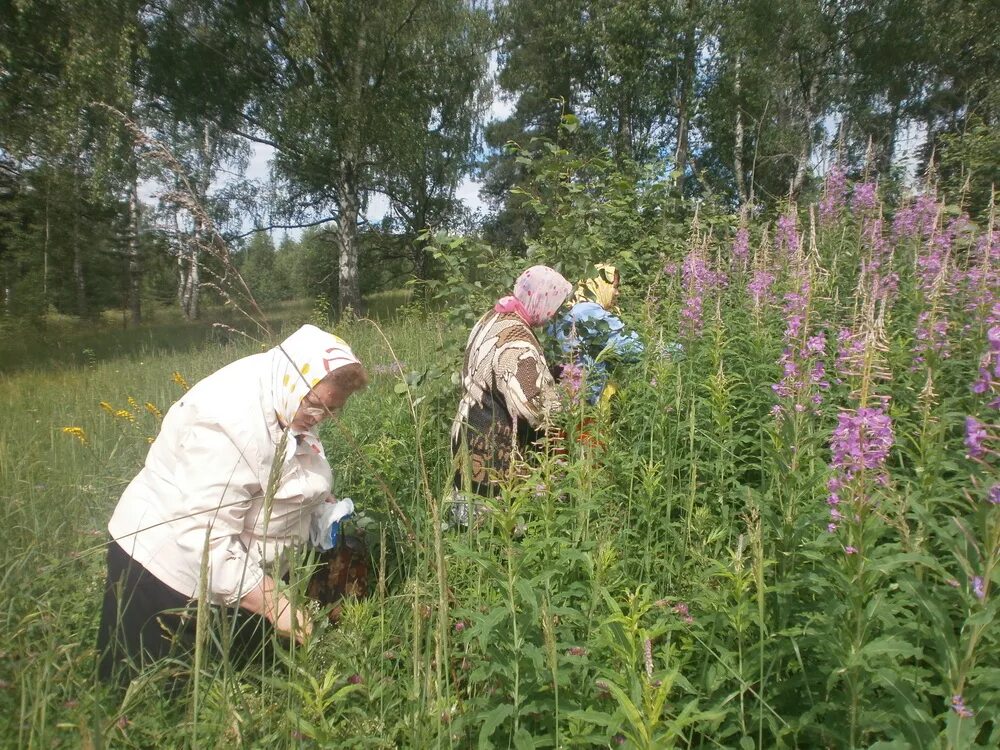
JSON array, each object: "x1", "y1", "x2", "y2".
[{"x1": 1, "y1": 178, "x2": 998, "y2": 749}]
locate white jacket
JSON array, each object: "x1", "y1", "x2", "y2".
[{"x1": 108, "y1": 351, "x2": 335, "y2": 606}]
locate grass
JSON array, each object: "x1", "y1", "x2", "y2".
[{"x1": 1, "y1": 199, "x2": 998, "y2": 747}]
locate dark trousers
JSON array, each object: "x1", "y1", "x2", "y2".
[{"x1": 96, "y1": 540, "x2": 275, "y2": 691}]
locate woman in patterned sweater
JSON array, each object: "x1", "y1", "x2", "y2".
[{"x1": 450, "y1": 265, "x2": 573, "y2": 526}]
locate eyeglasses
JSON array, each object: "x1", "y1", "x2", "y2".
[{"x1": 300, "y1": 405, "x2": 329, "y2": 420}]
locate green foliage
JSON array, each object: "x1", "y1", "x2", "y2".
[{"x1": 938, "y1": 120, "x2": 1000, "y2": 216}]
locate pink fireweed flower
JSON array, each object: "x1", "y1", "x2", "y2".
[
  {"x1": 989, "y1": 484, "x2": 1000, "y2": 505},
  {"x1": 972, "y1": 315, "x2": 1000, "y2": 395},
  {"x1": 892, "y1": 192, "x2": 938, "y2": 240},
  {"x1": 826, "y1": 405, "x2": 894, "y2": 532},
  {"x1": 819, "y1": 163, "x2": 847, "y2": 224},
  {"x1": 782, "y1": 279, "x2": 810, "y2": 340},
  {"x1": 830, "y1": 407, "x2": 895, "y2": 476},
  {"x1": 772, "y1": 275, "x2": 829, "y2": 415},
  {"x1": 775, "y1": 212, "x2": 799, "y2": 257},
  {"x1": 962, "y1": 231, "x2": 998, "y2": 317},
  {"x1": 951, "y1": 694, "x2": 974, "y2": 718},
  {"x1": 680, "y1": 249, "x2": 725, "y2": 338},
  {"x1": 834, "y1": 328, "x2": 866, "y2": 381},
  {"x1": 560, "y1": 362, "x2": 586, "y2": 404},
  {"x1": 913, "y1": 310, "x2": 952, "y2": 361},
  {"x1": 965, "y1": 416, "x2": 988, "y2": 458},
  {"x1": 805, "y1": 335, "x2": 826, "y2": 357},
  {"x1": 671, "y1": 601, "x2": 694, "y2": 624},
  {"x1": 860, "y1": 217, "x2": 898, "y2": 302},
  {"x1": 732, "y1": 226, "x2": 750, "y2": 267},
  {"x1": 972, "y1": 576, "x2": 986, "y2": 601},
  {"x1": 844, "y1": 545, "x2": 858, "y2": 555},
  {"x1": 851, "y1": 181, "x2": 878, "y2": 213},
  {"x1": 748, "y1": 268, "x2": 777, "y2": 309}
]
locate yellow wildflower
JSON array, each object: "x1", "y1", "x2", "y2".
[
  {"x1": 61, "y1": 426, "x2": 88, "y2": 445},
  {"x1": 127, "y1": 396, "x2": 140, "y2": 409},
  {"x1": 145, "y1": 402, "x2": 163, "y2": 419},
  {"x1": 147, "y1": 437, "x2": 155, "y2": 444},
  {"x1": 171, "y1": 371, "x2": 190, "y2": 391},
  {"x1": 99, "y1": 401, "x2": 114, "y2": 414},
  {"x1": 114, "y1": 409, "x2": 136, "y2": 423}
]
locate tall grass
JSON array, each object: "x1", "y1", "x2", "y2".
[{"x1": 1, "y1": 184, "x2": 998, "y2": 748}]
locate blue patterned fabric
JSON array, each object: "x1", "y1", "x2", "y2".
[{"x1": 547, "y1": 302, "x2": 643, "y2": 403}]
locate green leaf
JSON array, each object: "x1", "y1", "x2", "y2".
[{"x1": 478, "y1": 703, "x2": 514, "y2": 750}]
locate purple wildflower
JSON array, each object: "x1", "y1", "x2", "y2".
[
  {"x1": 972, "y1": 576, "x2": 986, "y2": 602},
  {"x1": 834, "y1": 328, "x2": 866, "y2": 381},
  {"x1": 566, "y1": 646, "x2": 588, "y2": 657},
  {"x1": 773, "y1": 277, "x2": 829, "y2": 414},
  {"x1": 913, "y1": 310, "x2": 952, "y2": 363},
  {"x1": 805, "y1": 335, "x2": 826, "y2": 357},
  {"x1": 748, "y1": 268, "x2": 776, "y2": 309},
  {"x1": 782, "y1": 279, "x2": 810, "y2": 340},
  {"x1": 830, "y1": 407, "x2": 895, "y2": 475},
  {"x1": 951, "y1": 694, "x2": 974, "y2": 718},
  {"x1": 859, "y1": 217, "x2": 898, "y2": 302},
  {"x1": 732, "y1": 226, "x2": 750, "y2": 267},
  {"x1": 965, "y1": 416, "x2": 988, "y2": 458},
  {"x1": 844, "y1": 546, "x2": 858, "y2": 555},
  {"x1": 560, "y1": 362, "x2": 586, "y2": 404},
  {"x1": 972, "y1": 318, "x2": 1000, "y2": 395},
  {"x1": 962, "y1": 231, "x2": 998, "y2": 318},
  {"x1": 680, "y1": 249, "x2": 725, "y2": 338},
  {"x1": 775, "y1": 212, "x2": 799, "y2": 257},
  {"x1": 851, "y1": 182, "x2": 878, "y2": 213},
  {"x1": 989, "y1": 484, "x2": 1000, "y2": 505},
  {"x1": 671, "y1": 601, "x2": 694, "y2": 624},
  {"x1": 892, "y1": 192, "x2": 938, "y2": 240},
  {"x1": 819, "y1": 163, "x2": 847, "y2": 224}
]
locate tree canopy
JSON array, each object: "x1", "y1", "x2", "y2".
[{"x1": 1, "y1": 0, "x2": 996, "y2": 323}]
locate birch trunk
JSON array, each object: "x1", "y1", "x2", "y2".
[
  {"x1": 126, "y1": 168, "x2": 142, "y2": 326},
  {"x1": 791, "y1": 78, "x2": 818, "y2": 199},
  {"x1": 70, "y1": 151, "x2": 86, "y2": 316},
  {"x1": 674, "y1": 3, "x2": 698, "y2": 193},
  {"x1": 733, "y1": 56, "x2": 747, "y2": 204},
  {"x1": 335, "y1": 158, "x2": 362, "y2": 314}
]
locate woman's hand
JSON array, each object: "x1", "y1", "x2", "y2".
[
  {"x1": 239, "y1": 575, "x2": 313, "y2": 644},
  {"x1": 271, "y1": 594, "x2": 313, "y2": 644}
]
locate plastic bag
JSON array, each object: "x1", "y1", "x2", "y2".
[{"x1": 309, "y1": 497, "x2": 355, "y2": 551}]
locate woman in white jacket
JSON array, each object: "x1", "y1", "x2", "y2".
[{"x1": 97, "y1": 324, "x2": 367, "y2": 687}]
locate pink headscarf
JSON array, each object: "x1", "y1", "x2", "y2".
[{"x1": 495, "y1": 265, "x2": 572, "y2": 327}]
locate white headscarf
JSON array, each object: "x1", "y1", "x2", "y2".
[{"x1": 270, "y1": 324, "x2": 361, "y2": 430}]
